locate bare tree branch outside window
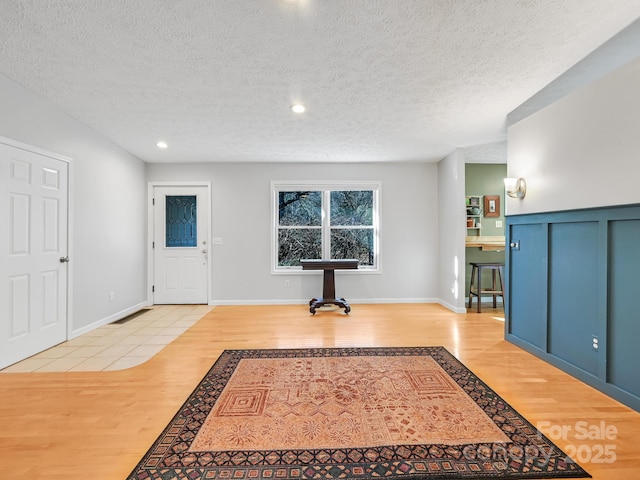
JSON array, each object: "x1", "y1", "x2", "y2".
[{"x1": 276, "y1": 189, "x2": 376, "y2": 268}]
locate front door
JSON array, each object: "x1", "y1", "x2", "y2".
[
  {"x1": 0, "y1": 139, "x2": 69, "y2": 369},
  {"x1": 153, "y1": 185, "x2": 209, "y2": 304}
]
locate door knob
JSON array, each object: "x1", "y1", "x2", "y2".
[
  {"x1": 59, "y1": 256, "x2": 70, "y2": 263},
  {"x1": 202, "y1": 249, "x2": 208, "y2": 254}
]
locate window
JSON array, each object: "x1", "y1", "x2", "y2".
[{"x1": 272, "y1": 181, "x2": 380, "y2": 271}]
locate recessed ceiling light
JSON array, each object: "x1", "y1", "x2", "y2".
[
  {"x1": 290, "y1": 104, "x2": 306, "y2": 114},
  {"x1": 157, "y1": 141, "x2": 168, "y2": 149}
]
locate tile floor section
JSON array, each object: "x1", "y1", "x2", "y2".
[{"x1": 0, "y1": 305, "x2": 212, "y2": 373}]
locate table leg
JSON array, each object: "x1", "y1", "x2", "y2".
[
  {"x1": 322, "y1": 269, "x2": 336, "y2": 300},
  {"x1": 307, "y1": 267, "x2": 351, "y2": 314}
]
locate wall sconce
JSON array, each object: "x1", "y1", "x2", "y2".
[{"x1": 504, "y1": 177, "x2": 526, "y2": 198}]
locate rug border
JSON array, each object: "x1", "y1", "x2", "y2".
[{"x1": 127, "y1": 346, "x2": 591, "y2": 480}]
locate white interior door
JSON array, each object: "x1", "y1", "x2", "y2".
[
  {"x1": 153, "y1": 185, "x2": 209, "y2": 304},
  {"x1": 0, "y1": 140, "x2": 69, "y2": 369}
]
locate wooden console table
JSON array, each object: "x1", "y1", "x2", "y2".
[{"x1": 301, "y1": 259, "x2": 359, "y2": 314}]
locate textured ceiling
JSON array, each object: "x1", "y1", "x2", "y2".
[{"x1": 1, "y1": 1, "x2": 639, "y2": 164}]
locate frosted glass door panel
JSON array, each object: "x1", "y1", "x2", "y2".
[{"x1": 165, "y1": 195, "x2": 197, "y2": 247}]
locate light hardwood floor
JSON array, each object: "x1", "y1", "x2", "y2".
[{"x1": 0, "y1": 303, "x2": 638, "y2": 479}]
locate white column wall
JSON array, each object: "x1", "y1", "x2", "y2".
[
  {"x1": 436, "y1": 149, "x2": 467, "y2": 313},
  {"x1": 507, "y1": 57, "x2": 640, "y2": 215}
]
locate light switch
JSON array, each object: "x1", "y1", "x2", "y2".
[{"x1": 495, "y1": 220, "x2": 503, "y2": 228}]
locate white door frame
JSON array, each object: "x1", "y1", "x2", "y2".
[
  {"x1": 147, "y1": 181, "x2": 212, "y2": 305},
  {"x1": 0, "y1": 135, "x2": 73, "y2": 350}
]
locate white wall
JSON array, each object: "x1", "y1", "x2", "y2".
[
  {"x1": 0, "y1": 74, "x2": 147, "y2": 334},
  {"x1": 437, "y1": 149, "x2": 467, "y2": 313},
  {"x1": 147, "y1": 162, "x2": 438, "y2": 304},
  {"x1": 507, "y1": 57, "x2": 640, "y2": 215}
]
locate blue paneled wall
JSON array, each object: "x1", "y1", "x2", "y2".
[{"x1": 506, "y1": 204, "x2": 640, "y2": 411}]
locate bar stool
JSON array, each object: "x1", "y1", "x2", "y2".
[{"x1": 468, "y1": 262, "x2": 505, "y2": 313}]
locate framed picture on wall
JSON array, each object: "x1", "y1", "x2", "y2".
[{"x1": 484, "y1": 195, "x2": 500, "y2": 217}]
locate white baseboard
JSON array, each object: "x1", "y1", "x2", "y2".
[
  {"x1": 70, "y1": 301, "x2": 149, "y2": 339},
  {"x1": 209, "y1": 297, "x2": 437, "y2": 307},
  {"x1": 438, "y1": 299, "x2": 468, "y2": 314},
  {"x1": 208, "y1": 298, "x2": 480, "y2": 314}
]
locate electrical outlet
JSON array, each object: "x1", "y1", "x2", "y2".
[
  {"x1": 284, "y1": 280, "x2": 290, "y2": 288},
  {"x1": 109, "y1": 291, "x2": 115, "y2": 301},
  {"x1": 592, "y1": 335, "x2": 599, "y2": 351}
]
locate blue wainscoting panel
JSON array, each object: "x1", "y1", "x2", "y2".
[
  {"x1": 506, "y1": 204, "x2": 640, "y2": 412},
  {"x1": 608, "y1": 219, "x2": 640, "y2": 398},
  {"x1": 548, "y1": 221, "x2": 599, "y2": 375},
  {"x1": 507, "y1": 222, "x2": 547, "y2": 350}
]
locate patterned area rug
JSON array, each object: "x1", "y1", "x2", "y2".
[{"x1": 127, "y1": 347, "x2": 590, "y2": 479}]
